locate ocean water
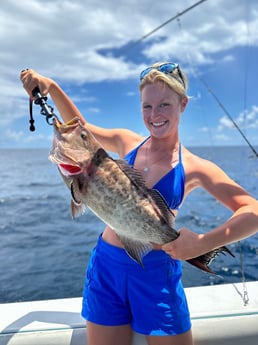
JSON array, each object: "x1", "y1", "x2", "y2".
[{"x1": 0, "y1": 146, "x2": 257, "y2": 303}]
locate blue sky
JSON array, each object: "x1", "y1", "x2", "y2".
[{"x1": 0, "y1": 0, "x2": 258, "y2": 149}]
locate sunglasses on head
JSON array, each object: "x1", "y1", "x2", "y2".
[{"x1": 139, "y1": 62, "x2": 185, "y2": 88}]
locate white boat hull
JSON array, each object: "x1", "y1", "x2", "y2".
[{"x1": 1, "y1": 281, "x2": 258, "y2": 345}]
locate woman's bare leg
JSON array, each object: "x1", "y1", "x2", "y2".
[
  {"x1": 86, "y1": 321, "x2": 133, "y2": 345},
  {"x1": 146, "y1": 329, "x2": 193, "y2": 345}
]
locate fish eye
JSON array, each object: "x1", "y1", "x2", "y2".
[{"x1": 80, "y1": 131, "x2": 87, "y2": 140}]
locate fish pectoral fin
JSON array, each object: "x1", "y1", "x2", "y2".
[
  {"x1": 186, "y1": 245, "x2": 235, "y2": 274},
  {"x1": 149, "y1": 189, "x2": 175, "y2": 227},
  {"x1": 71, "y1": 199, "x2": 87, "y2": 219},
  {"x1": 118, "y1": 235, "x2": 152, "y2": 266}
]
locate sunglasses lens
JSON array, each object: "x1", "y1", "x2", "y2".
[
  {"x1": 159, "y1": 63, "x2": 177, "y2": 74},
  {"x1": 140, "y1": 67, "x2": 153, "y2": 80},
  {"x1": 139, "y1": 63, "x2": 184, "y2": 88},
  {"x1": 140, "y1": 63, "x2": 177, "y2": 80}
]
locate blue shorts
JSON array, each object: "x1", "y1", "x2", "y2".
[{"x1": 81, "y1": 235, "x2": 191, "y2": 336}]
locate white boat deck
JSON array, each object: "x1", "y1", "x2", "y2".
[{"x1": 0, "y1": 281, "x2": 258, "y2": 345}]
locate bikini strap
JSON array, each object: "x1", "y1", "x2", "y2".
[{"x1": 178, "y1": 143, "x2": 182, "y2": 163}]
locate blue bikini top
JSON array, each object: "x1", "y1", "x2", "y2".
[{"x1": 123, "y1": 138, "x2": 185, "y2": 210}]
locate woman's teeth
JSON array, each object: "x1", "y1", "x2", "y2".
[{"x1": 152, "y1": 121, "x2": 166, "y2": 127}]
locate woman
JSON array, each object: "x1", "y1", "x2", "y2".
[{"x1": 21, "y1": 63, "x2": 258, "y2": 345}]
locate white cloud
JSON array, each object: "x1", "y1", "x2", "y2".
[
  {"x1": 199, "y1": 105, "x2": 258, "y2": 146},
  {"x1": 3, "y1": 128, "x2": 52, "y2": 146},
  {"x1": 87, "y1": 107, "x2": 100, "y2": 114},
  {"x1": 213, "y1": 132, "x2": 230, "y2": 142},
  {"x1": 1, "y1": 0, "x2": 258, "y2": 147},
  {"x1": 126, "y1": 91, "x2": 137, "y2": 97},
  {"x1": 2, "y1": 1, "x2": 257, "y2": 83},
  {"x1": 218, "y1": 105, "x2": 258, "y2": 131},
  {"x1": 4, "y1": 129, "x2": 24, "y2": 142},
  {"x1": 218, "y1": 117, "x2": 234, "y2": 130},
  {"x1": 198, "y1": 126, "x2": 210, "y2": 133},
  {"x1": 141, "y1": 0, "x2": 258, "y2": 64}
]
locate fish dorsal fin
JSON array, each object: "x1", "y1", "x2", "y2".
[
  {"x1": 117, "y1": 235, "x2": 153, "y2": 266},
  {"x1": 148, "y1": 189, "x2": 175, "y2": 227},
  {"x1": 92, "y1": 149, "x2": 147, "y2": 188},
  {"x1": 116, "y1": 159, "x2": 147, "y2": 188}
]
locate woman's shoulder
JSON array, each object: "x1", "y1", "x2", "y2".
[
  {"x1": 182, "y1": 146, "x2": 218, "y2": 170},
  {"x1": 118, "y1": 130, "x2": 146, "y2": 157},
  {"x1": 181, "y1": 147, "x2": 228, "y2": 190},
  {"x1": 85, "y1": 123, "x2": 144, "y2": 157}
]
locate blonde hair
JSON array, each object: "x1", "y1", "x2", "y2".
[{"x1": 139, "y1": 62, "x2": 188, "y2": 99}]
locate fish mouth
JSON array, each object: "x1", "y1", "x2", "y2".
[
  {"x1": 58, "y1": 163, "x2": 82, "y2": 176},
  {"x1": 50, "y1": 117, "x2": 86, "y2": 174},
  {"x1": 53, "y1": 117, "x2": 83, "y2": 130}
]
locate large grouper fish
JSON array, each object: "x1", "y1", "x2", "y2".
[{"x1": 49, "y1": 117, "x2": 234, "y2": 273}]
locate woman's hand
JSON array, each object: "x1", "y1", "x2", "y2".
[
  {"x1": 162, "y1": 227, "x2": 206, "y2": 260},
  {"x1": 20, "y1": 69, "x2": 84, "y2": 124},
  {"x1": 20, "y1": 69, "x2": 54, "y2": 99}
]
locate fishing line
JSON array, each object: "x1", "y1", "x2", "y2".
[
  {"x1": 121, "y1": 0, "x2": 256, "y2": 292},
  {"x1": 121, "y1": 1, "x2": 256, "y2": 295},
  {"x1": 234, "y1": 2, "x2": 253, "y2": 306},
  {"x1": 177, "y1": 14, "x2": 254, "y2": 304},
  {"x1": 238, "y1": 242, "x2": 249, "y2": 306},
  {"x1": 176, "y1": 17, "x2": 215, "y2": 150},
  {"x1": 119, "y1": 0, "x2": 257, "y2": 157},
  {"x1": 243, "y1": 1, "x2": 251, "y2": 123},
  {"x1": 176, "y1": 15, "x2": 257, "y2": 158}
]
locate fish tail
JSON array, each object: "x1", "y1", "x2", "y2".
[{"x1": 186, "y1": 246, "x2": 235, "y2": 274}]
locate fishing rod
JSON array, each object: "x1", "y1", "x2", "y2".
[
  {"x1": 175, "y1": 16, "x2": 258, "y2": 158},
  {"x1": 121, "y1": 0, "x2": 257, "y2": 158},
  {"x1": 27, "y1": 1, "x2": 207, "y2": 131},
  {"x1": 28, "y1": 87, "x2": 59, "y2": 131},
  {"x1": 120, "y1": 0, "x2": 207, "y2": 54},
  {"x1": 198, "y1": 76, "x2": 258, "y2": 158}
]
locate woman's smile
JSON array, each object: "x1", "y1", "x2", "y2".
[{"x1": 151, "y1": 120, "x2": 168, "y2": 127}]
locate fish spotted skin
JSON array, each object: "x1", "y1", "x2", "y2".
[{"x1": 49, "y1": 117, "x2": 234, "y2": 273}]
